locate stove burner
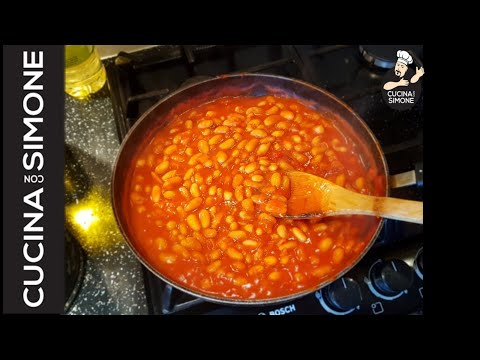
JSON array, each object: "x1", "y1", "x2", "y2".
[
  {"x1": 105, "y1": 45, "x2": 423, "y2": 315},
  {"x1": 359, "y1": 45, "x2": 398, "y2": 69},
  {"x1": 359, "y1": 45, "x2": 424, "y2": 70},
  {"x1": 179, "y1": 75, "x2": 213, "y2": 89}
]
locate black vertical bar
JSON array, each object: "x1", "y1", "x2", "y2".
[{"x1": 3, "y1": 45, "x2": 64, "y2": 314}]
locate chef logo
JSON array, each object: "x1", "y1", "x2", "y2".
[{"x1": 381, "y1": 50, "x2": 424, "y2": 111}]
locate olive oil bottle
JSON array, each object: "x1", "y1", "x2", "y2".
[{"x1": 65, "y1": 45, "x2": 106, "y2": 99}]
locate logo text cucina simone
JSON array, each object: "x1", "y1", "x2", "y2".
[{"x1": 387, "y1": 90, "x2": 416, "y2": 104}]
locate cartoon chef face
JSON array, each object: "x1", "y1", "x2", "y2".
[
  {"x1": 394, "y1": 62, "x2": 408, "y2": 77},
  {"x1": 394, "y1": 50, "x2": 413, "y2": 78}
]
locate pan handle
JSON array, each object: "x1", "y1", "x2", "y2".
[{"x1": 389, "y1": 162, "x2": 423, "y2": 189}]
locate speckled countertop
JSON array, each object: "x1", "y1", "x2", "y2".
[{"x1": 64, "y1": 87, "x2": 148, "y2": 315}]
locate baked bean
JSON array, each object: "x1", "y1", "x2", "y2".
[
  {"x1": 207, "y1": 260, "x2": 222, "y2": 273},
  {"x1": 265, "y1": 199, "x2": 287, "y2": 216},
  {"x1": 185, "y1": 214, "x2": 201, "y2": 231},
  {"x1": 198, "y1": 119, "x2": 214, "y2": 129},
  {"x1": 279, "y1": 241, "x2": 297, "y2": 251},
  {"x1": 313, "y1": 223, "x2": 328, "y2": 232},
  {"x1": 199, "y1": 209, "x2": 211, "y2": 228},
  {"x1": 251, "y1": 194, "x2": 266, "y2": 205},
  {"x1": 159, "y1": 253, "x2": 177, "y2": 264},
  {"x1": 318, "y1": 237, "x2": 333, "y2": 252},
  {"x1": 241, "y1": 199, "x2": 255, "y2": 212},
  {"x1": 251, "y1": 129, "x2": 268, "y2": 138},
  {"x1": 332, "y1": 247, "x2": 345, "y2": 264},
  {"x1": 228, "y1": 230, "x2": 247, "y2": 240},
  {"x1": 223, "y1": 119, "x2": 238, "y2": 127},
  {"x1": 264, "y1": 256, "x2": 278, "y2": 266},
  {"x1": 292, "y1": 227, "x2": 308, "y2": 242},
  {"x1": 332, "y1": 138, "x2": 347, "y2": 152},
  {"x1": 312, "y1": 265, "x2": 332, "y2": 278},
  {"x1": 257, "y1": 143, "x2": 271, "y2": 156},
  {"x1": 172, "y1": 244, "x2": 190, "y2": 258},
  {"x1": 164, "y1": 144, "x2": 177, "y2": 155},
  {"x1": 249, "y1": 265, "x2": 264, "y2": 276},
  {"x1": 244, "y1": 180, "x2": 263, "y2": 189},
  {"x1": 163, "y1": 191, "x2": 175, "y2": 199},
  {"x1": 220, "y1": 139, "x2": 235, "y2": 149},
  {"x1": 271, "y1": 194, "x2": 287, "y2": 202},
  {"x1": 162, "y1": 169, "x2": 176, "y2": 181},
  {"x1": 265, "y1": 106, "x2": 279, "y2": 115},
  {"x1": 164, "y1": 176, "x2": 182, "y2": 189},
  {"x1": 234, "y1": 186, "x2": 244, "y2": 201},
  {"x1": 245, "y1": 139, "x2": 258, "y2": 152},
  {"x1": 198, "y1": 140, "x2": 209, "y2": 154},
  {"x1": 166, "y1": 221, "x2": 177, "y2": 231},
  {"x1": 179, "y1": 224, "x2": 188, "y2": 235},
  {"x1": 294, "y1": 143, "x2": 310, "y2": 152},
  {"x1": 280, "y1": 110, "x2": 294, "y2": 120},
  {"x1": 185, "y1": 197, "x2": 202, "y2": 212},
  {"x1": 311, "y1": 146, "x2": 325, "y2": 156},
  {"x1": 276, "y1": 225, "x2": 287, "y2": 238},
  {"x1": 336, "y1": 174, "x2": 346, "y2": 187},
  {"x1": 204, "y1": 229, "x2": 218, "y2": 238},
  {"x1": 355, "y1": 177, "x2": 365, "y2": 189},
  {"x1": 312, "y1": 154, "x2": 323, "y2": 163},
  {"x1": 224, "y1": 191, "x2": 233, "y2": 201},
  {"x1": 232, "y1": 262, "x2": 246, "y2": 272},
  {"x1": 259, "y1": 213, "x2": 276, "y2": 224},
  {"x1": 239, "y1": 211, "x2": 252, "y2": 221},
  {"x1": 171, "y1": 154, "x2": 186, "y2": 163},
  {"x1": 227, "y1": 247, "x2": 244, "y2": 260},
  {"x1": 244, "y1": 224, "x2": 254, "y2": 233},
  {"x1": 155, "y1": 161, "x2": 169, "y2": 174},
  {"x1": 151, "y1": 185, "x2": 161, "y2": 203},
  {"x1": 242, "y1": 239, "x2": 258, "y2": 247},
  {"x1": 268, "y1": 271, "x2": 281, "y2": 281},
  {"x1": 231, "y1": 175, "x2": 243, "y2": 189},
  {"x1": 214, "y1": 126, "x2": 229, "y2": 134},
  {"x1": 244, "y1": 162, "x2": 258, "y2": 174},
  {"x1": 190, "y1": 183, "x2": 201, "y2": 197},
  {"x1": 155, "y1": 237, "x2": 168, "y2": 251},
  {"x1": 280, "y1": 255, "x2": 290, "y2": 265}
]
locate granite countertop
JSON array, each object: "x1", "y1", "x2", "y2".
[{"x1": 64, "y1": 87, "x2": 148, "y2": 315}]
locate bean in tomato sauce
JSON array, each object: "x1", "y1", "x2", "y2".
[{"x1": 126, "y1": 95, "x2": 383, "y2": 300}]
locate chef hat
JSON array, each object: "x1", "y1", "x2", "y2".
[{"x1": 397, "y1": 50, "x2": 413, "y2": 65}]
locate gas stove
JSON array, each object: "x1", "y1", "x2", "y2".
[{"x1": 106, "y1": 45, "x2": 423, "y2": 315}]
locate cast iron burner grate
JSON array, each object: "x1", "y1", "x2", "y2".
[{"x1": 106, "y1": 45, "x2": 423, "y2": 315}]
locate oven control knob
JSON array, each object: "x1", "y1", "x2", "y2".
[
  {"x1": 371, "y1": 259, "x2": 414, "y2": 296},
  {"x1": 322, "y1": 277, "x2": 362, "y2": 311}
]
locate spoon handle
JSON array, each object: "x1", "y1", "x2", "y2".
[
  {"x1": 334, "y1": 194, "x2": 423, "y2": 224},
  {"x1": 372, "y1": 197, "x2": 423, "y2": 224}
]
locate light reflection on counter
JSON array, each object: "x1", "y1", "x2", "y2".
[
  {"x1": 74, "y1": 209, "x2": 98, "y2": 230},
  {"x1": 66, "y1": 185, "x2": 122, "y2": 254}
]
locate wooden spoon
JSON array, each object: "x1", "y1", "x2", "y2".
[{"x1": 285, "y1": 171, "x2": 423, "y2": 224}]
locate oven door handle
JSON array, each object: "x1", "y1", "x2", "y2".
[{"x1": 389, "y1": 162, "x2": 423, "y2": 189}]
